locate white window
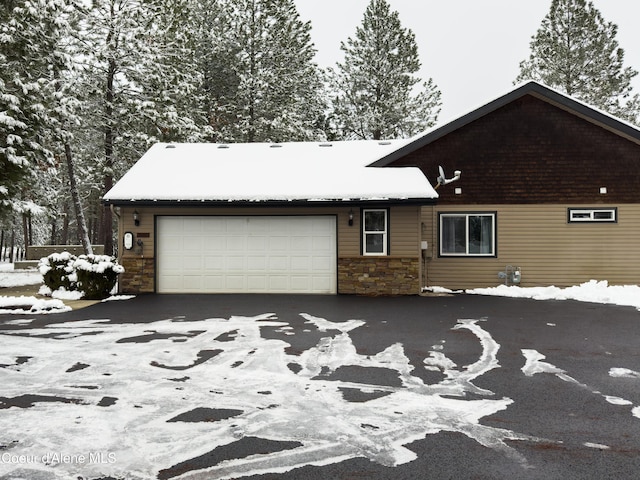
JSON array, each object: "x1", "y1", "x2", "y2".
[
  {"x1": 440, "y1": 213, "x2": 496, "y2": 256},
  {"x1": 363, "y1": 209, "x2": 388, "y2": 255},
  {"x1": 568, "y1": 208, "x2": 617, "y2": 223}
]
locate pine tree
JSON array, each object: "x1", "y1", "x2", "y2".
[
  {"x1": 516, "y1": 0, "x2": 640, "y2": 124},
  {"x1": 0, "y1": 0, "x2": 59, "y2": 217},
  {"x1": 196, "y1": 0, "x2": 326, "y2": 143},
  {"x1": 74, "y1": 0, "x2": 209, "y2": 254},
  {"x1": 128, "y1": 0, "x2": 209, "y2": 144},
  {"x1": 328, "y1": 0, "x2": 441, "y2": 140}
]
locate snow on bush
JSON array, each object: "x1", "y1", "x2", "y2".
[
  {"x1": 74, "y1": 254, "x2": 125, "y2": 300},
  {"x1": 39, "y1": 252, "x2": 124, "y2": 300},
  {"x1": 38, "y1": 252, "x2": 77, "y2": 291}
]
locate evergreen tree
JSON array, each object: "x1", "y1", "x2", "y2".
[
  {"x1": 196, "y1": 0, "x2": 326, "y2": 143},
  {"x1": 328, "y1": 0, "x2": 441, "y2": 140},
  {"x1": 516, "y1": 0, "x2": 640, "y2": 124},
  {"x1": 0, "y1": 0, "x2": 60, "y2": 217},
  {"x1": 75, "y1": 0, "x2": 209, "y2": 254}
]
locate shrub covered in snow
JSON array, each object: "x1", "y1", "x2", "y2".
[
  {"x1": 74, "y1": 254, "x2": 125, "y2": 300},
  {"x1": 38, "y1": 252, "x2": 77, "y2": 292},
  {"x1": 38, "y1": 252, "x2": 125, "y2": 300}
]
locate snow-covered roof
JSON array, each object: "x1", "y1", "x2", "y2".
[{"x1": 102, "y1": 141, "x2": 438, "y2": 204}]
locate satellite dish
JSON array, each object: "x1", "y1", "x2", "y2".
[{"x1": 435, "y1": 165, "x2": 461, "y2": 189}]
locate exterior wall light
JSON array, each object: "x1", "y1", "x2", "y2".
[
  {"x1": 133, "y1": 210, "x2": 140, "y2": 226},
  {"x1": 348, "y1": 209, "x2": 354, "y2": 226}
]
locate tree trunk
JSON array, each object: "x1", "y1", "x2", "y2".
[
  {"x1": 21, "y1": 213, "x2": 29, "y2": 252},
  {"x1": 62, "y1": 203, "x2": 69, "y2": 245},
  {"x1": 50, "y1": 217, "x2": 57, "y2": 245},
  {"x1": 10, "y1": 231, "x2": 15, "y2": 263},
  {"x1": 101, "y1": 6, "x2": 117, "y2": 256},
  {"x1": 64, "y1": 142, "x2": 93, "y2": 255},
  {"x1": 100, "y1": 62, "x2": 115, "y2": 254}
]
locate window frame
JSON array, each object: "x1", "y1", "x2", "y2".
[
  {"x1": 438, "y1": 212, "x2": 497, "y2": 257},
  {"x1": 362, "y1": 208, "x2": 389, "y2": 256},
  {"x1": 567, "y1": 207, "x2": 617, "y2": 223}
]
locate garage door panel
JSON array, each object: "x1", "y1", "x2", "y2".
[
  {"x1": 312, "y1": 256, "x2": 333, "y2": 271},
  {"x1": 183, "y1": 275, "x2": 203, "y2": 290},
  {"x1": 247, "y1": 236, "x2": 267, "y2": 251},
  {"x1": 157, "y1": 216, "x2": 336, "y2": 293},
  {"x1": 203, "y1": 276, "x2": 224, "y2": 290},
  {"x1": 269, "y1": 256, "x2": 289, "y2": 271},
  {"x1": 182, "y1": 218, "x2": 203, "y2": 234},
  {"x1": 204, "y1": 255, "x2": 224, "y2": 270},
  {"x1": 226, "y1": 236, "x2": 246, "y2": 251},
  {"x1": 225, "y1": 275, "x2": 246, "y2": 290},
  {"x1": 290, "y1": 256, "x2": 311, "y2": 271},
  {"x1": 225, "y1": 255, "x2": 245, "y2": 270},
  {"x1": 204, "y1": 237, "x2": 225, "y2": 251},
  {"x1": 247, "y1": 256, "x2": 266, "y2": 270}
]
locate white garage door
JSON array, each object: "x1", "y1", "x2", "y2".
[{"x1": 157, "y1": 216, "x2": 337, "y2": 294}]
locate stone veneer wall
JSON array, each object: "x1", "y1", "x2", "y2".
[
  {"x1": 338, "y1": 257, "x2": 420, "y2": 295},
  {"x1": 120, "y1": 257, "x2": 155, "y2": 293}
]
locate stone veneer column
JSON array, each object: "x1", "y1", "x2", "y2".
[
  {"x1": 119, "y1": 257, "x2": 155, "y2": 293},
  {"x1": 337, "y1": 257, "x2": 420, "y2": 295}
]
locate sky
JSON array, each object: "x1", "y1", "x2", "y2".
[{"x1": 294, "y1": 1, "x2": 640, "y2": 122}]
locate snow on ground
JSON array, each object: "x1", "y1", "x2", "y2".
[
  {"x1": 1, "y1": 311, "x2": 638, "y2": 479},
  {"x1": 430, "y1": 280, "x2": 640, "y2": 311},
  {"x1": 0, "y1": 296, "x2": 71, "y2": 314},
  {"x1": 0, "y1": 263, "x2": 43, "y2": 287},
  {"x1": 0, "y1": 314, "x2": 545, "y2": 479}
]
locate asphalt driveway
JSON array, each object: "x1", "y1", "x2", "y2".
[{"x1": 1, "y1": 293, "x2": 639, "y2": 480}]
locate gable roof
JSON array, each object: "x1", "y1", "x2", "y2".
[
  {"x1": 102, "y1": 141, "x2": 437, "y2": 206},
  {"x1": 370, "y1": 81, "x2": 640, "y2": 167}
]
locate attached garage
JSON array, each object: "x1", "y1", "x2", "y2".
[
  {"x1": 156, "y1": 215, "x2": 337, "y2": 294},
  {"x1": 102, "y1": 141, "x2": 438, "y2": 295}
]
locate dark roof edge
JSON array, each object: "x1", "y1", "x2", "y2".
[
  {"x1": 101, "y1": 198, "x2": 437, "y2": 208},
  {"x1": 370, "y1": 81, "x2": 640, "y2": 167}
]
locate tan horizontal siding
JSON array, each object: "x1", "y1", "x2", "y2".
[
  {"x1": 422, "y1": 204, "x2": 640, "y2": 289},
  {"x1": 117, "y1": 205, "x2": 421, "y2": 260},
  {"x1": 389, "y1": 206, "x2": 420, "y2": 257}
]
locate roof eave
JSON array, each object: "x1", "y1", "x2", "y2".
[{"x1": 101, "y1": 197, "x2": 438, "y2": 208}]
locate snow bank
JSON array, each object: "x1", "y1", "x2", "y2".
[
  {"x1": 466, "y1": 280, "x2": 640, "y2": 311},
  {"x1": 0, "y1": 295, "x2": 71, "y2": 314}
]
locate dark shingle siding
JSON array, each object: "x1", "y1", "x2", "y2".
[{"x1": 390, "y1": 95, "x2": 640, "y2": 205}]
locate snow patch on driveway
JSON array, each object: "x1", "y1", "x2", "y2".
[{"x1": 0, "y1": 314, "x2": 543, "y2": 479}]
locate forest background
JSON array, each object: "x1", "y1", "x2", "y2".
[{"x1": 1, "y1": 0, "x2": 639, "y2": 258}]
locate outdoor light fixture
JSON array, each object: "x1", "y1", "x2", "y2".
[
  {"x1": 348, "y1": 209, "x2": 354, "y2": 226},
  {"x1": 133, "y1": 210, "x2": 140, "y2": 226}
]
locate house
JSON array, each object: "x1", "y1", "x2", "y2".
[
  {"x1": 103, "y1": 81, "x2": 640, "y2": 295},
  {"x1": 371, "y1": 81, "x2": 640, "y2": 289},
  {"x1": 102, "y1": 141, "x2": 438, "y2": 295}
]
